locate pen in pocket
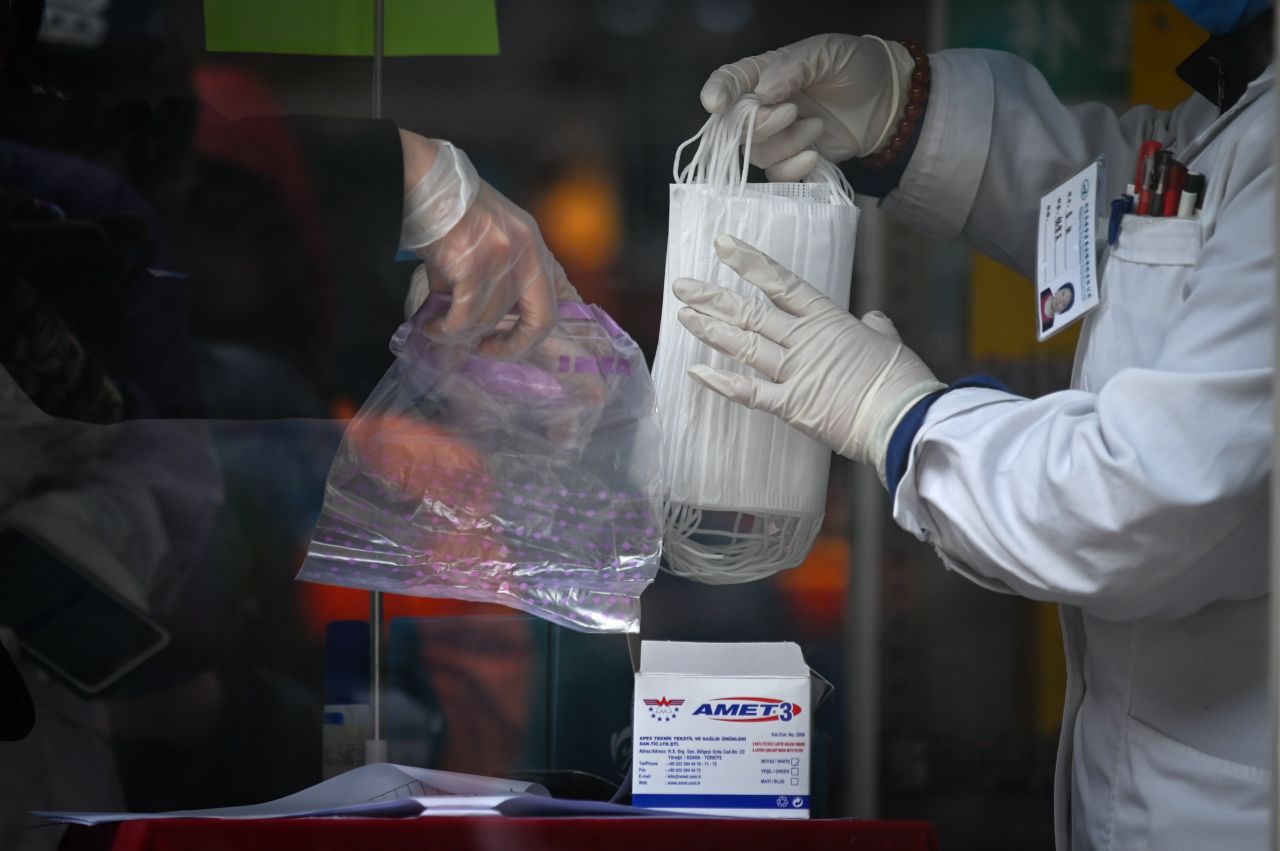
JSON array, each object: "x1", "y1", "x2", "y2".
[
  {"x1": 1178, "y1": 172, "x2": 1205, "y2": 218},
  {"x1": 1161, "y1": 160, "x2": 1188, "y2": 217},
  {"x1": 1148, "y1": 150, "x2": 1175, "y2": 217},
  {"x1": 1135, "y1": 140, "x2": 1163, "y2": 215}
]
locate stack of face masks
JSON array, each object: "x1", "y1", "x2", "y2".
[{"x1": 653, "y1": 96, "x2": 858, "y2": 583}]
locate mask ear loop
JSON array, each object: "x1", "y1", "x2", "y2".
[
  {"x1": 735, "y1": 98, "x2": 758, "y2": 196},
  {"x1": 673, "y1": 121, "x2": 709, "y2": 184},
  {"x1": 673, "y1": 92, "x2": 853, "y2": 204},
  {"x1": 807, "y1": 158, "x2": 856, "y2": 206},
  {"x1": 709, "y1": 99, "x2": 746, "y2": 189},
  {"x1": 673, "y1": 95, "x2": 761, "y2": 193}
]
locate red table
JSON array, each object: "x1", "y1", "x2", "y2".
[{"x1": 61, "y1": 816, "x2": 940, "y2": 851}]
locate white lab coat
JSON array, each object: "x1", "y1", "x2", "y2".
[{"x1": 883, "y1": 50, "x2": 1274, "y2": 849}]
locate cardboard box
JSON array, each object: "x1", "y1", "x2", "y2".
[{"x1": 631, "y1": 641, "x2": 829, "y2": 818}]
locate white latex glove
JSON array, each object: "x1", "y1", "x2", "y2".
[
  {"x1": 399, "y1": 135, "x2": 580, "y2": 359},
  {"x1": 700, "y1": 34, "x2": 917, "y2": 181},
  {"x1": 673, "y1": 234, "x2": 944, "y2": 477}
]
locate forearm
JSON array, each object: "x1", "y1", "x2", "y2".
[
  {"x1": 882, "y1": 49, "x2": 1195, "y2": 276},
  {"x1": 892, "y1": 160, "x2": 1275, "y2": 619}
]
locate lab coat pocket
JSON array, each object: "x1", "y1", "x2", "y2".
[
  {"x1": 1112, "y1": 715, "x2": 1269, "y2": 850},
  {"x1": 1075, "y1": 217, "x2": 1202, "y2": 391}
]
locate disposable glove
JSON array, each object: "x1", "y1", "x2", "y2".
[
  {"x1": 400, "y1": 136, "x2": 579, "y2": 359},
  {"x1": 700, "y1": 34, "x2": 917, "y2": 181},
  {"x1": 673, "y1": 234, "x2": 944, "y2": 478}
]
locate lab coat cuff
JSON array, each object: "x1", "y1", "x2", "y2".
[
  {"x1": 880, "y1": 50, "x2": 996, "y2": 241},
  {"x1": 885, "y1": 375, "x2": 1010, "y2": 497}
]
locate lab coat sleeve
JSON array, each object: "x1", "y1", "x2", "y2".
[
  {"x1": 880, "y1": 49, "x2": 1214, "y2": 277},
  {"x1": 892, "y1": 133, "x2": 1274, "y2": 621}
]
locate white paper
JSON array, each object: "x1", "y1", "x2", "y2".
[
  {"x1": 413, "y1": 795, "x2": 670, "y2": 818},
  {"x1": 34, "y1": 763, "x2": 546, "y2": 826}
]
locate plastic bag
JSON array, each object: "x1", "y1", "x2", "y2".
[
  {"x1": 654, "y1": 95, "x2": 858, "y2": 583},
  {"x1": 299, "y1": 294, "x2": 663, "y2": 633}
]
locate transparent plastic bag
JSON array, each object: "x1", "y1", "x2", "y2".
[{"x1": 299, "y1": 294, "x2": 663, "y2": 633}]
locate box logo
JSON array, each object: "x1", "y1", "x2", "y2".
[
  {"x1": 691, "y1": 696, "x2": 802, "y2": 723},
  {"x1": 642, "y1": 696, "x2": 685, "y2": 722}
]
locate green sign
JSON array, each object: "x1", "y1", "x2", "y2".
[
  {"x1": 949, "y1": 0, "x2": 1130, "y2": 98},
  {"x1": 204, "y1": 0, "x2": 500, "y2": 56}
]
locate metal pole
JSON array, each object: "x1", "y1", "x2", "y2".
[
  {"x1": 372, "y1": 0, "x2": 385, "y2": 119},
  {"x1": 846, "y1": 196, "x2": 888, "y2": 817},
  {"x1": 366, "y1": 0, "x2": 388, "y2": 765},
  {"x1": 1270, "y1": 8, "x2": 1280, "y2": 847},
  {"x1": 546, "y1": 626, "x2": 561, "y2": 769}
]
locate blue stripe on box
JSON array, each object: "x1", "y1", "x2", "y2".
[
  {"x1": 633, "y1": 794, "x2": 810, "y2": 810},
  {"x1": 324, "y1": 712, "x2": 345, "y2": 724}
]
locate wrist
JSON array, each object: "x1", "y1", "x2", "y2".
[
  {"x1": 869, "y1": 379, "x2": 946, "y2": 484},
  {"x1": 399, "y1": 139, "x2": 481, "y2": 252},
  {"x1": 399, "y1": 130, "x2": 441, "y2": 194},
  {"x1": 859, "y1": 39, "x2": 931, "y2": 172}
]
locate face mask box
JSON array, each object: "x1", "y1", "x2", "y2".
[{"x1": 631, "y1": 641, "x2": 830, "y2": 818}]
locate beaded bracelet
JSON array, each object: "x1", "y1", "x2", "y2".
[{"x1": 860, "y1": 39, "x2": 931, "y2": 172}]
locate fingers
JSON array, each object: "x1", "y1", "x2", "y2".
[
  {"x1": 421, "y1": 210, "x2": 495, "y2": 338},
  {"x1": 859, "y1": 310, "x2": 901, "y2": 340},
  {"x1": 425, "y1": 288, "x2": 493, "y2": 341},
  {"x1": 764, "y1": 151, "x2": 821, "y2": 182},
  {"x1": 677, "y1": 307, "x2": 786, "y2": 380},
  {"x1": 419, "y1": 180, "x2": 573, "y2": 359},
  {"x1": 475, "y1": 251, "x2": 562, "y2": 359},
  {"x1": 754, "y1": 57, "x2": 816, "y2": 104},
  {"x1": 712, "y1": 234, "x2": 831, "y2": 317},
  {"x1": 754, "y1": 35, "x2": 850, "y2": 104},
  {"x1": 748, "y1": 116, "x2": 823, "y2": 169},
  {"x1": 752, "y1": 102, "x2": 798, "y2": 141},
  {"x1": 476, "y1": 312, "x2": 553, "y2": 359},
  {"x1": 671, "y1": 277, "x2": 793, "y2": 344},
  {"x1": 405, "y1": 264, "x2": 432, "y2": 319},
  {"x1": 700, "y1": 50, "x2": 782, "y2": 113},
  {"x1": 750, "y1": 105, "x2": 821, "y2": 181},
  {"x1": 688, "y1": 364, "x2": 784, "y2": 416}
]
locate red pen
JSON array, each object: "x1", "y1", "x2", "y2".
[
  {"x1": 1145, "y1": 149, "x2": 1174, "y2": 216},
  {"x1": 1135, "y1": 140, "x2": 1163, "y2": 215},
  {"x1": 1162, "y1": 161, "x2": 1187, "y2": 217}
]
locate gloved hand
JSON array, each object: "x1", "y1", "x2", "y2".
[
  {"x1": 399, "y1": 133, "x2": 580, "y2": 359},
  {"x1": 673, "y1": 234, "x2": 944, "y2": 477},
  {"x1": 700, "y1": 34, "x2": 917, "y2": 181}
]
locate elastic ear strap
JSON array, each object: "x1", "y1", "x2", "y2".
[
  {"x1": 673, "y1": 96, "x2": 760, "y2": 194},
  {"x1": 673, "y1": 121, "x2": 710, "y2": 183},
  {"x1": 707, "y1": 97, "x2": 756, "y2": 190},
  {"x1": 863, "y1": 35, "x2": 901, "y2": 155},
  {"x1": 807, "y1": 158, "x2": 856, "y2": 206},
  {"x1": 738, "y1": 104, "x2": 756, "y2": 194},
  {"x1": 673, "y1": 94, "x2": 853, "y2": 205}
]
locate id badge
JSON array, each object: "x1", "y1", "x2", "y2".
[{"x1": 1035, "y1": 158, "x2": 1103, "y2": 340}]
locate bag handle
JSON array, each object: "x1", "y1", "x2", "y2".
[{"x1": 672, "y1": 94, "x2": 854, "y2": 205}]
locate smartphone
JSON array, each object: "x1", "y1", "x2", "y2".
[{"x1": 0, "y1": 529, "x2": 169, "y2": 695}]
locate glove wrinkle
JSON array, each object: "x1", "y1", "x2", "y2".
[{"x1": 676, "y1": 235, "x2": 942, "y2": 471}]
